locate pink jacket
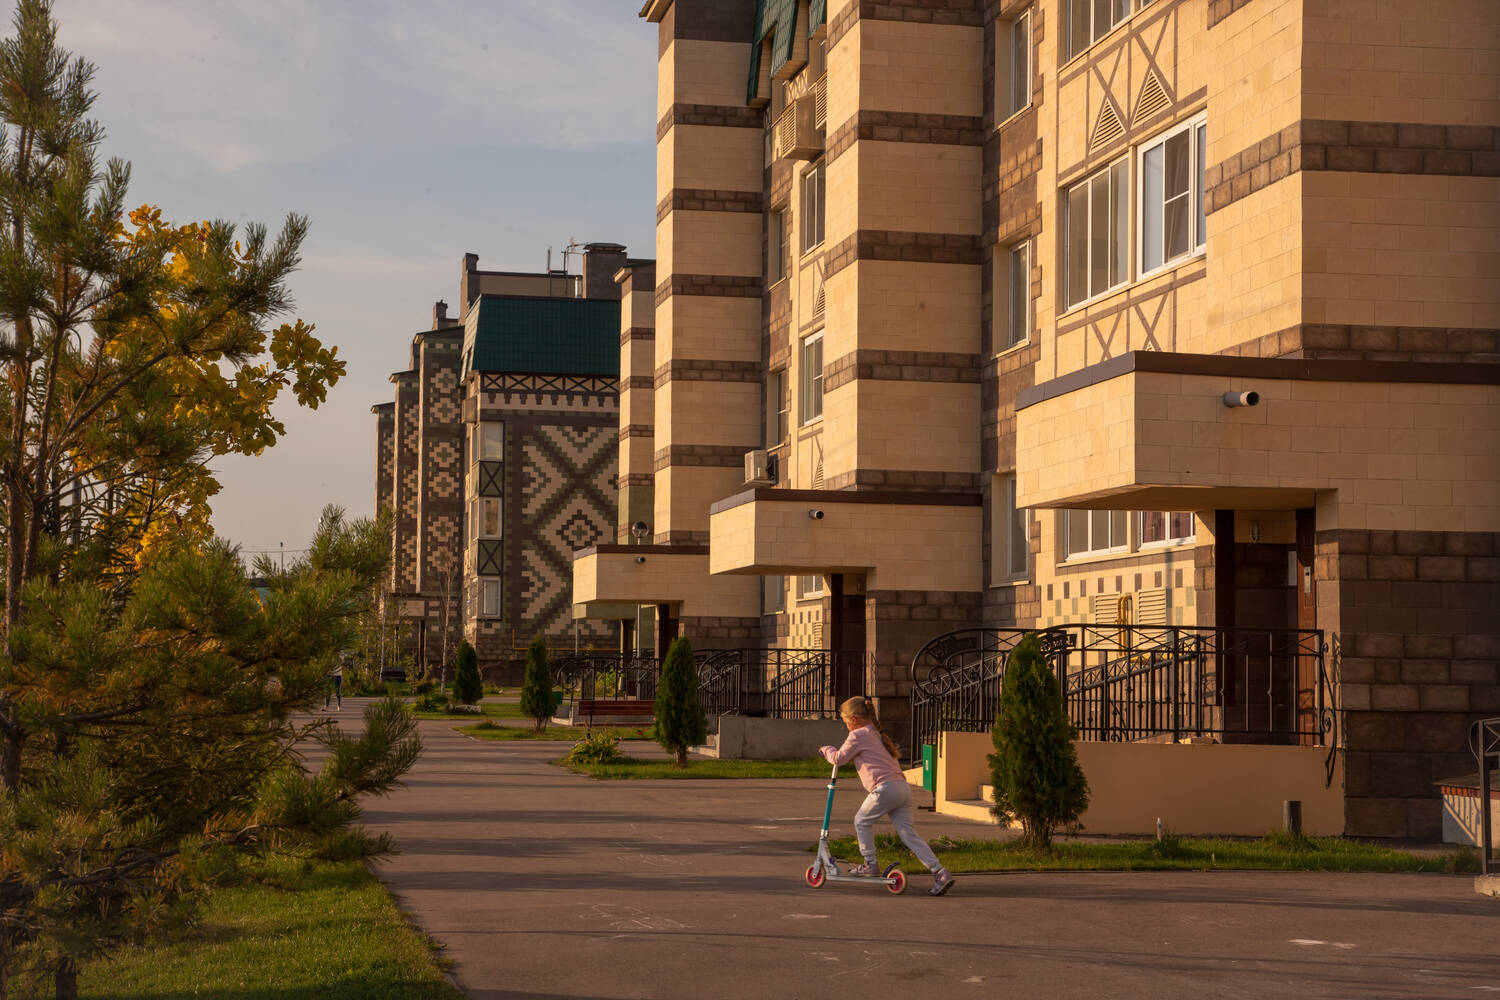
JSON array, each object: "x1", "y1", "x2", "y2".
[{"x1": 820, "y1": 725, "x2": 903, "y2": 792}]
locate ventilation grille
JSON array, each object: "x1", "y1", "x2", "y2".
[
  {"x1": 812, "y1": 260, "x2": 826, "y2": 317},
  {"x1": 1092, "y1": 100, "x2": 1124, "y2": 150},
  {"x1": 811, "y1": 455, "x2": 825, "y2": 489},
  {"x1": 1134, "y1": 71, "x2": 1169, "y2": 124},
  {"x1": 1135, "y1": 588, "x2": 1168, "y2": 626},
  {"x1": 814, "y1": 74, "x2": 827, "y2": 128},
  {"x1": 1091, "y1": 593, "x2": 1127, "y2": 625}
]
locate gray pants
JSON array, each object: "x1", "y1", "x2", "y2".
[{"x1": 853, "y1": 779, "x2": 942, "y2": 873}]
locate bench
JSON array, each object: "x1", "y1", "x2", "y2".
[{"x1": 573, "y1": 699, "x2": 655, "y2": 724}]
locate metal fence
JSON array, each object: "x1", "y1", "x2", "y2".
[
  {"x1": 551, "y1": 653, "x2": 664, "y2": 704},
  {"x1": 909, "y1": 625, "x2": 1335, "y2": 774},
  {"x1": 698, "y1": 648, "x2": 870, "y2": 720},
  {"x1": 1474, "y1": 717, "x2": 1499, "y2": 876}
]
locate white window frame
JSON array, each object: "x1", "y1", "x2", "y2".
[
  {"x1": 1139, "y1": 511, "x2": 1196, "y2": 548},
  {"x1": 997, "y1": 9, "x2": 1032, "y2": 124},
  {"x1": 1063, "y1": 156, "x2": 1130, "y2": 310},
  {"x1": 1137, "y1": 115, "x2": 1208, "y2": 279},
  {"x1": 474, "y1": 497, "x2": 501, "y2": 540},
  {"x1": 480, "y1": 579, "x2": 500, "y2": 618},
  {"x1": 996, "y1": 240, "x2": 1031, "y2": 352},
  {"x1": 1066, "y1": 0, "x2": 1155, "y2": 63},
  {"x1": 1064, "y1": 508, "x2": 1129, "y2": 559},
  {"x1": 799, "y1": 332, "x2": 824, "y2": 425},
  {"x1": 801, "y1": 160, "x2": 825, "y2": 253},
  {"x1": 994, "y1": 473, "x2": 1031, "y2": 583},
  {"x1": 477, "y1": 421, "x2": 503, "y2": 462},
  {"x1": 797, "y1": 574, "x2": 825, "y2": 600},
  {"x1": 767, "y1": 369, "x2": 788, "y2": 446}
]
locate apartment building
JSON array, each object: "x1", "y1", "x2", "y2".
[
  {"x1": 572, "y1": 0, "x2": 1499, "y2": 839},
  {"x1": 375, "y1": 246, "x2": 633, "y2": 678}
]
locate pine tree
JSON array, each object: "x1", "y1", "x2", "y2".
[
  {"x1": 653, "y1": 637, "x2": 705, "y2": 768},
  {"x1": 519, "y1": 637, "x2": 553, "y2": 733},
  {"x1": 453, "y1": 640, "x2": 482, "y2": 706},
  {"x1": 987, "y1": 633, "x2": 1091, "y2": 850}
]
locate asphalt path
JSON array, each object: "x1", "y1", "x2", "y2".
[{"x1": 321, "y1": 700, "x2": 1500, "y2": 1000}]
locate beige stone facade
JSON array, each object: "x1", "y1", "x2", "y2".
[{"x1": 574, "y1": 0, "x2": 1500, "y2": 839}]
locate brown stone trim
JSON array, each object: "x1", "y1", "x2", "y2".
[
  {"x1": 711, "y1": 486, "x2": 983, "y2": 516},
  {"x1": 621, "y1": 326, "x2": 655, "y2": 345},
  {"x1": 1207, "y1": 0, "x2": 1254, "y2": 28},
  {"x1": 1206, "y1": 120, "x2": 1500, "y2": 215},
  {"x1": 664, "y1": 1, "x2": 755, "y2": 49},
  {"x1": 659, "y1": 529, "x2": 711, "y2": 545},
  {"x1": 618, "y1": 472, "x2": 655, "y2": 489},
  {"x1": 1224, "y1": 324, "x2": 1500, "y2": 365},
  {"x1": 656, "y1": 188, "x2": 764, "y2": 224},
  {"x1": 656, "y1": 103, "x2": 764, "y2": 142},
  {"x1": 825, "y1": 470, "x2": 983, "y2": 492},
  {"x1": 827, "y1": 110, "x2": 987, "y2": 164},
  {"x1": 828, "y1": 0, "x2": 985, "y2": 50},
  {"x1": 654, "y1": 358, "x2": 762, "y2": 387},
  {"x1": 574, "y1": 543, "x2": 710, "y2": 559},
  {"x1": 619, "y1": 424, "x2": 655, "y2": 440},
  {"x1": 824, "y1": 349, "x2": 982, "y2": 391},
  {"x1": 824, "y1": 230, "x2": 983, "y2": 280},
  {"x1": 653, "y1": 444, "x2": 752, "y2": 472},
  {"x1": 1017, "y1": 350, "x2": 1500, "y2": 411},
  {"x1": 624, "y1": 375, "x2": 655, "y2": 391},
  {"x1": 655, "y1": 274, "x2": 764, "y2": 307}
]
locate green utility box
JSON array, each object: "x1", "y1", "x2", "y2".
[
  {"x1": 921, "y1": 743, "x2": 937, "y2": 792},
  {"x1": 550, "y1": 690, "x2": 564, "y2": 712}
]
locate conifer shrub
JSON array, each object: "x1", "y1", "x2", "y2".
[
  {"x1": 453, "y1": 640, "x2": 482, "y2": 705},
  {"x1": 987, "y1": 633, "x2": 1091, "y2": 850},
  {"x1": 519, "y1": 637, "x2": 554, "y2": 733},
  {"x1": 653, "y1": 637, "x2": 706, "y2": 767}
]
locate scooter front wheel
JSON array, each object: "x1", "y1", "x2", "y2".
[
  {"x1": 805, "y1": 864, "x2": 825, "y2": 888},
  {"x1": 883, "y1": 863, "x2": 906, "y2": 894}
]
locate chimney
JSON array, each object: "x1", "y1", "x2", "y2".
[
  {"x1": 433, "y1": 300, "x2": 455, "y2": 329},
  {"x1": 460, "y1": 252, "x2": 480, "y2": 318},
  {"x1": 582, "y1": 243, "x2": 628, "y2": 301}
]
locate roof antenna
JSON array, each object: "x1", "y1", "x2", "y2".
[
  {"x1": 546, "y1": 247, "x2": 552, "y2": 272},
  {"x1": 561, "y1": 238, "x2": 584, "y2": 275}
]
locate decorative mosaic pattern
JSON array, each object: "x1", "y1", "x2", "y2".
[
  {"x1": 426, "y1": 440, "x2": 462, "y2": 498},
  {"x1": 519, "y1": 424, "x2": 616, "y2": 631},
  {"x1": 427, "y1": 366, "x2": 462, "y2": 424}
]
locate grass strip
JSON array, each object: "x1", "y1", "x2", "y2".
[
  {"x1": 82, "y1": 858, "x2": 464, "y2": 1000},
  {"x1": 459, "y1": 721, "x2": 654, "y2": 741},
  {"x1": 822, "y1": 830, "x2": 1482, "y2": 875},
  {"x1": 562, "y1": 755, "x2": 857, "y2": 780}
]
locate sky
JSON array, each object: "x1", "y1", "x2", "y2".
[{"x1": 54, "y1": 0, "x2": 659, "y2": 561}]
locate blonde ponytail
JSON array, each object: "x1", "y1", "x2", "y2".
[{"x1": 839, "y1": 695, "x2": 901, "y2": 760}]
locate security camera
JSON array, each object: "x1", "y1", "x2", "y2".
[
  {"x1": 635, "y1": 555, "x2": 647, "y2": 564},
  {"x1": 808, "y1": 508, "x2": 824, "y2": 520},
  {"x1": 1222, "y1": 390, "x2": 1260, "y2": 407}
]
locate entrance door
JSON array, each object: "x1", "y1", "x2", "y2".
[{"x1": 1294, "y1": 507, "x2": 1318, "y2": 745}]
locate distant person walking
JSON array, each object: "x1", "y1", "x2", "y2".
[
  {"x1": 819, "y1": 695, "x2": 954, "y2": 896},
  {"x1": 325, "y1": 660, "x2": 344, "y2": 711}
]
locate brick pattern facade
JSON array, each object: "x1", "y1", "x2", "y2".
[
  {"x1": 1206, "y1": 0, "x2": 1255, "y2": 29},
  {"x1": 652, "y1": 444, "x2": 748, "y2": 472},
  {"x1": 656, "y1": 103, "x2": 763, "y2": 141},
  {"x1": 657, "y1": 188, "x2": 764, "y2": 223},
  {"x1": 654, "y1": 358, "x2": 762, "y2": 386},
  {"x1": 654, "y1": 274, "x2": 764, "y2": 307},
  {"x1": 827, "y1": 110, "x2": 986, "y2": 164},
  {"x1": 823, "y1": 230, "x2": 983, "y2": 279},
  {"x1": 829, "y1": 0, "x2": 985, "y2": 50},
  {"x1": 1206, "y1": 121, "x2": 1500, "y2": 216}
]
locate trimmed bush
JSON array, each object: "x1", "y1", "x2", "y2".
[
  {"x1": 453, "y1": 640, "x2": 482, "y2": 705},
  {"x1": 519, "y1": 637, "x2": 553, "y2": 733},
  {"x1": 987, "y1": 633, "x2": 1090, "y2": 850},
  {"x1": 564, "y1": 731, "x2": 624, "y2": 765},
  {"x1": 653, "y1": 637, "x2": 706, "y2": 768}
]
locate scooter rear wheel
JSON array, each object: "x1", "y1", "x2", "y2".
[
  {"x1": 883, "y1": 863, "x2": 906, "y2": 894},
  {"x1": 805, "y1": 864, "x2": 825, "y2": 888}
]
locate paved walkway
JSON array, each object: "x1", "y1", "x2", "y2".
[{"x1": 324, "y1": 700, "x2": 1499, "y2": 1000}]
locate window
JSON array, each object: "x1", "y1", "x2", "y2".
[
  {"x1": 767, "y1": 369, "x2": 788, "y2": 445},
  {"x1": 480, "y1": 579, "x2": 500, "y2": 617},
  {"x1": 1139, "y1": 117, "x2": 1207, "y2": 275},
  {"x1": 1064, "y1": 158, "x2": 1129, "y2": 308},
  {"x1": 475, "y1": 421, "x2": 503, "y2": 461},
  {"x1": 1140, "y1": 511, "x2": 1195, "y2": 546},
  {"x1": 800, "y1": 333, "x2": 823, "y2": 424},
  {"x1": 471, "y1": 497, "x2": 501, "y2": 540},
  {"x1": 995, "y1": 473, "x2": 1031, "y2": 581},
  {"x1": 997, "y1": 10, "x2": 1031, "y2": 122},
  {"x1": 1067, "y1": 0, "x2": 1154, "y2": 61},
  {"x1": 764, "y1": 575, "x2": 786, "y2": 613},
  {"x1": 768, "y1": 209, "x2": 785, "y2": 284},
  {"x1": 797, "y1": 575, "x2": 825, "y2": 600},
  {"x1": 1065, "y1": 509, "x2": 1128, "y2": 558},
  {"x1": 801, "y1": 160, "x2": 825, "y2": 252},
  {"x1": 996, "y1": 241, "x2": 1030, "y2": 350}
]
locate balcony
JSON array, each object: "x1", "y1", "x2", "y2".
[{"x1": 570, "y1": 544, "x2": 759, "y2": 621}]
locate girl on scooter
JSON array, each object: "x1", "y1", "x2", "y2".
[{"x1": 819, "y1": 696, "x2": 955, "y2": 896}]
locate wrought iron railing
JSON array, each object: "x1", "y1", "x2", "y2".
[
  {"x1": 698, "y1": 648, "x2": 869, "y2": 721},
  {"x1": 909, "y1": 625, "x2": 1335, "y2": 776},
  {"x1": 1473, "y1": 717, "x2": 1499, "y2": 876},
  {"x1": 551, "y1": 653, "x2": 664, "y2": 708}
]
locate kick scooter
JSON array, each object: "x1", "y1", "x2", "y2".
[{"x1": 804, "y1": 762, "x2": 906, "y2": 893}]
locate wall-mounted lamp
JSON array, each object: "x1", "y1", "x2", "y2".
[
  {"x1": 808, "y1": 508, "x2": 824, "y2": 520},
  {"x1": 1222, "y1": 390, "x2": 1260, "y2": 407},
  {"x1": 630, "y1": 520, "x2": 650, "y2": 542}
]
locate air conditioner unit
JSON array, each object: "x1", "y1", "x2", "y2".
[
  {"x1": 744, "y1": 449, "x2": 776, "y2": 486},
  {"x1": 773, "y1": 96, "x2": 823, "y2": 161}
]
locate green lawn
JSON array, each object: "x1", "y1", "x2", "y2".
[
  {"x1": 825, "y1": 830, "x2": 1482, "y2": 875},
  {"x1": 408, "y1": 700, "x2": 526, "y2": 721},
  {"x1": 562, "y1": 755, "x2": 857, "y2": 780},
  {"x1": 80, "y1": 859, "x2": 464, "y2": 1000},
  {"x1": 458, "y1": 721, "x2": 654, "y2": 741}
]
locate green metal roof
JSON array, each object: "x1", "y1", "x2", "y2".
[
  {"x1": 747, "y1": 0, "x2": 802, "y2": 103},
  {"x1": 465, "y1": 296, "x2": 619, "y2": 378}
]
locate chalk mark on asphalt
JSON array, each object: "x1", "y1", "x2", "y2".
[{"x1": 580, "y1": 902, "x2": 687, "y2": 932}]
